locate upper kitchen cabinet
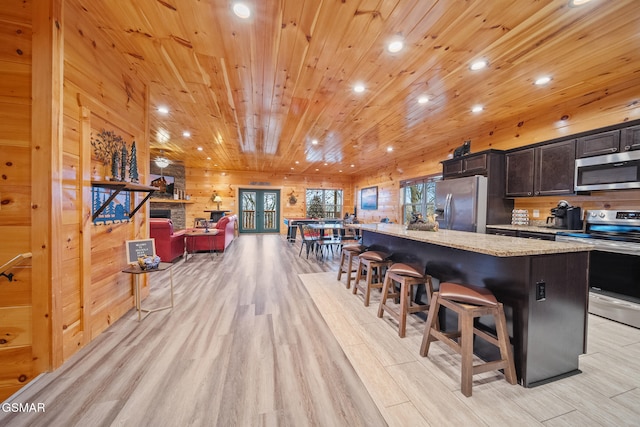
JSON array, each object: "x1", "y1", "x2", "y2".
[
  {"x1": 442, "y1": 150, "x2": 503, "y2": 178},
  {"x1": 506, "y1": 139, "x2": 576, "y2": 197},
  {"x1": 621, "y1": 125, "x2": 640, "y2": 152},
  {"x1": 576, "y1": 130, "x2": 620, "y2": 158},
  {"x1": 577, "y1": 125, "x2": 640, "y2": 158}
]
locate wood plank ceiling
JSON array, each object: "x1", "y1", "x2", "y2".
[{"x1": 75, "y1": 0, "x2": 640, "y2": 177}]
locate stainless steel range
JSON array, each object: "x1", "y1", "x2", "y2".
[{"x1": 556, "y1": 210, "x2": 640, "y2": 328}]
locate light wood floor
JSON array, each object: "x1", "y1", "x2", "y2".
[{"x1": 2, "y1": 235, "x2": 640, "y2": 426}]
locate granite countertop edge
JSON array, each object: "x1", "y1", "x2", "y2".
[{"x1": 351, "y1": 224, "x2": 593, "y2": 257}]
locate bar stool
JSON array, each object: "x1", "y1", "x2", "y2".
[
  {"x1": 337, "y1": 244, "x2": 366, "y2": 289},
  {"x1": 377, "y1": 263, "x2": 433, "y2": 338},
  {"x1": 419, "y1": 282, "x2": 517, "y2": 397},
  {"x1": 352, "y1": 251, "x2": 392, "y2": 306}
]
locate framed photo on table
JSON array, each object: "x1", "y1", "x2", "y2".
[{"x1": 361, "y1": 186, "x2": 378, "y2": 210}]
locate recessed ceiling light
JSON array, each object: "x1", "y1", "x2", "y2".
[
  {"x1": 291, "y1": 167, "x2": 294, "y2": 170},
  {"x1": 535, "y1": 76, "x2": 552, "y2": 86},
  {"x1": 315, "y1": 168, "x2": 319, "y2": 171},
  {"x1": 387, "y1": 38, "x2": 404, "y2": 53},
  {"x1": 469, "y1": 60, "x2": 488, "y2": 71},
  {"x1": 197, "y1": 147, "x2": 203, "y2": 151},
  {"x1": 387, "y1": 147, "x2": 393, "y2": 152},
  {"x1": 206, "y1": 157, "x2": 211, "y2": 160},
  {"x1": 311, "y1": 139, "x2": 318, "y2": 145},
  {"x1": 233, "y1": 3, "x2": 251, "y2": 18},
  {"x1": 295, "y1": 160, "x2": 299, "y2": 164},
  {"x1": 350, "y1": 164, "x2": 355, "y2": 168},
  {"x1": 418, "y1": 96, "x2": 429, "y2": 104},
  {"x1": 183, "y1": 131, "x2": 191, "y2": 137},
  {"x1": 157, "y1": 106, "x2": 169, "y2": 114},
  {"x1": 569, "y1": 0, "x2": 592, "y2": 6},
  {"x1": 353, "y1": 84, "x2": 365, "y2": 93},
  {"x1": 339, "y1": 170, "x2": 343, "y2": 173},
  {"x1": 324, "y1": 162, "x2": 328, "y2": 165},
  {"x1": 471, "y1": 105, "x2": 484, "y2": 113}
]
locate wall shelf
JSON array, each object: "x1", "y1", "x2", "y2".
[
  {"x1": 149, "y1": 198, "x2": 194, "y2": 204},
  {"x1": 91, "y1": 181, "x2": 157, "y2": 221}
]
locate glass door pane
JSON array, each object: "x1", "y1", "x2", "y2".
[{"x1": 241, "y1": 191, "x2": 256, "y2": 231}]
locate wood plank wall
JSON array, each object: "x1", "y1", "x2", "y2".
[
  {"x1": 353, "y1": 84, "x2": 640, "y2": 224},
  {"x1": 0, "y1": 0, "x2": 34, "y2": 401},
  {"x1": 185, "y1": 168, "x2": 354, "y2": 233},
  {"x1": 1, "y1": 0, "x2": 149, "y2": 402}
]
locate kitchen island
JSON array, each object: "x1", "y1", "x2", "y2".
[{"x1": 352, "y1": 223, "x2": 593, "y2": 387}]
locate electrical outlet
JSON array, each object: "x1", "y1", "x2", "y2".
[
  {"x1": 533, "y1": 209, "x2": 540, "y2": 218},
  {"x1": 536, "y1": 281, "x2": 546, "y2": 301}
]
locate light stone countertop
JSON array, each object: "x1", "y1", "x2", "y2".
[{"x1": 350, "y1": 223, "x2": 593, "y2": 257}]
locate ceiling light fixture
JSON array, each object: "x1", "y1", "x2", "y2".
[
  {"x1": 469, "y1": 60, "x2": 488, "y2": 71},
  {"x1": 311, "y1": 139, "x2": 318, "y2": 145},
  {"x1": 387, "y1": 37, "x2": 404, "y2": 53},
  {"x1": 353, "y1": 84, "x2": 365, "y2": 93},
  {"x1": 183, "y1": 131, "x2": 191, "y2": 137},
  {"x1": 155, "y1": 151, "x2": 170, "y2": 169},
  {"x1": 233, "y1": 2, "x2": 251, "y2": 18},
  {"x1": 535, "y1": 76, "x2": 552, "y2": 85},
  {"x1": 157, "y1": 106, "x2": 169, "y2": 114},
  {"x1": 418, "y1": 95, "x2": 429, "y2": 104},
  {"x1": 569, "y1": 0, "x2": 593, "y2": 6},
  {"x1": 197, "y1": 147, "x2": 203, "y2": 151},
  {"x1": 471, "y1": 105, "x2": 484, "y2": 113},
  {"x1": 387, "y1": 147, "x2": 393, "y2": 152}
]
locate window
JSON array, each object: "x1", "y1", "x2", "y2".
[
  {"x1": 306, "y1": 189, "x2": 343, "y2": 218},
  {"x1": 400, "y1": 175, "x2": 441, "y2": 224}
]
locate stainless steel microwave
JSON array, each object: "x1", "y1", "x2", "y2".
[{"x1": 575, "y1": 150, "x2": 640, "y2": 191}]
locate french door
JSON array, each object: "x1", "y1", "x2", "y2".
[{"x1": 238, "y1": 189, "x2": 280, "y2": 233}]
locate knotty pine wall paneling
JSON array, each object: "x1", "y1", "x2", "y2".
[
  {"x1": 185, "y1": 168, "x2": 354, "y2": 234},
  {"x1": 0, "y1": 0, "x2": 33, "y2": 401}
]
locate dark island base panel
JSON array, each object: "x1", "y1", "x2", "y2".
[{"x1": 362, "y1": 230, "x2": 589, "y2": 387}]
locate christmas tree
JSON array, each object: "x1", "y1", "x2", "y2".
[
  {"x1": 120, "y1": 143, "x2": 127, "y2": 181},
  {"x1": 307, "y1": 195, "x2": 324, "y2": 218},
  {"x1": 129, "y1": 141, "x2": 139, "y2": 183}
]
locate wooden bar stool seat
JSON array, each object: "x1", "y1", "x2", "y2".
[
  {"x1": 419, "y1": 282, "x2": 517, "y2": 397},
  {"x1": 377, "y1": 263, "x2": 433, "y2": 337},
  {"x1": 352, "y1": 251, "x2": 392, "y2": 306},
  {"x1": 337, "y1": 244, "x2": 366, "y2": 289}
]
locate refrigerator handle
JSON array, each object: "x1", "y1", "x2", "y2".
[{"x1": 445, "y1": 193, "x2": 452, "y2": 229}]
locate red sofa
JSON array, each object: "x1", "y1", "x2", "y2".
[
  {"x1": 149, "y1": 218, "x2": 186, "y2": 262},
  {"x1": 189, "y1": 214, "x2": 237, "y2": 252}
]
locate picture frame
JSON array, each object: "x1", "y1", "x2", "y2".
[
  {"x1": 149, "y1": 173, "x2": 175, "y2": 196},
  {"x1": 361, "y1": 186, "x2": 378, "y2": 210}
]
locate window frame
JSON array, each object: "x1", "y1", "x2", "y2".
[
  {"x1": 305, "y1": 188, "x2": 344, "y2": 219},
  {"x1": 400, "y1": 174, "x2": 441, "y2": 224}
]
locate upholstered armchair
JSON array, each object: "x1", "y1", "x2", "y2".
[{"x1": 149, "y1": 218, "x2": 186, "y2": 262}]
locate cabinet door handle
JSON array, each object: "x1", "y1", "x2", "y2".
[
  {"x1": 528, "y1": 192, "x2": 532, "y2": 196},
  {"x1": 624, "y1": 145, "x2": 631, "y2": 151},
  {"x1": 611, "y1": 147, "x2": 618, "y2": 152},
  {"x1": 535, "y1": 191, "x2": 540, "y2": 195}
]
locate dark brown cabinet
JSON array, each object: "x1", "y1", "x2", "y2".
[
  {"x1": 506, "y1": 139, "x2": 576, "y2": 197},
  {"x1": 576, "y1": 130, "x2": 620, "y2": 158},
  {"x1": 442, "y1": 151, "x2": 490, "y2": 178},
  {"x1": 486, "y1": 228, "x2": 555, "y2": 241},
  {"x1": 621, "y1": 125, "x2": 640, "y2": 152},
  {"x1": 577, "y1": 126, "x2": 640, "y2": 158}
]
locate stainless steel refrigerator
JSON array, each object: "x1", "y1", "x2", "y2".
[{"x1": 435, "y1": 175, "x2": 488, "y2": 233}]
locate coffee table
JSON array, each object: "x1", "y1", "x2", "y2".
[{"x1": 184, "y1": 228, "x2": 219, "y2": 261}]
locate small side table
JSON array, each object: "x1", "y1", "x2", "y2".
[
  {"x1": 122, "y1": 262, "x2": 174, "y2": 321},
  {"x1": 184, "y1": 229, "x2": 219, "y2": 261}
]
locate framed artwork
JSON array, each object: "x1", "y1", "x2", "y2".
[
  {"x1": 361, "y1": 186, "x2": 378, "y2": 210},
  {"x1": 149, "y1": 173, "x2": 175, "y2": 196},
  {"x1": 91, "y1": 186, "x2": 131, "y2": 224}
]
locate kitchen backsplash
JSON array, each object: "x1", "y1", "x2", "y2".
[{"x1": 513, "y1": 189, "x2": 640, "y2": 224}]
